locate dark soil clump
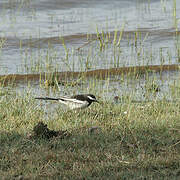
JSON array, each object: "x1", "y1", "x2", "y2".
[{"x1": 31, "y1": 122, "x2": 70, "y2": 139}]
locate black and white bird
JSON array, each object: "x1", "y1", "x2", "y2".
[{"x1": 35, "y1": 94, "x2": 99, "y2": 110}]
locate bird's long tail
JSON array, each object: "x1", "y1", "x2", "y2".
[{"x1": 35, "y1": 97, "x2": 59, "y2": 101}]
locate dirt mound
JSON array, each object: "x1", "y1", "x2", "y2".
[{"x1": 30, "y1": 122, "x2": 70, "y2": 139}]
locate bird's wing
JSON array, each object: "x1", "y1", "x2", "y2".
[{"x1": 58, "y1": 97, "x2": 85, "y2": 104}]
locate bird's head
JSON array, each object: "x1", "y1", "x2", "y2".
[{"x1": 87, "y1": 94, "x2": 99, "y2": 103}]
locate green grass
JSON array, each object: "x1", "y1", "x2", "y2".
[{"x1": 0, "y1": 90, "x2": 180, "y2": 179}]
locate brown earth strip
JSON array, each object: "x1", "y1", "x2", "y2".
[
  {"x1": 3, "y1": 29, "x2": 180, "y2": 49},
  {"x1": 0, "y1": 64, "x2": 179, "y2": 85}
]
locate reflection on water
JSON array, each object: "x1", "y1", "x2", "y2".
[{"x1": 0, "y1": 0, "x2": 179, "y2": 75}]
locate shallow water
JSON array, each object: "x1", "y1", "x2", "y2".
[
  {"x1": 0, "y1": 0, "x2": 180, "y2": 74},
  {"x1": 0, "y1": 0, "x2": 180, "y2": 103}
]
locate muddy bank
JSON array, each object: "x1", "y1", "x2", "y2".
[
  {"x1": 0, "y1": 64, "x2": 179, "y2": 85},
  {"x1": 4, "y1": 29, "x2": 180, "y2": 49}
]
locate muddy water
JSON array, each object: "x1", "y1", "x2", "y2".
[
  {"x1": 0, "y1": 0, "x2": 180, "y2": 102},
  {"x1": 0, "y1": 0, "x2": 180, "y2": 75}
]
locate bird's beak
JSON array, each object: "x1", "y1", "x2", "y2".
[{"x1": 95, "y1": 100, "x2": 100, "y2": 103}]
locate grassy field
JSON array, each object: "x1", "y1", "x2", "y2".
[
  {"x1": 0, "y1": 0, "x2": 180, "y2": 179},
  {"x1": 0, "y1": 89, "x2": 180, "y2": 179}
]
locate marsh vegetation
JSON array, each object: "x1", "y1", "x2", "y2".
[{"x1": 0, "y1": 0, "x2": 180, "y2": 179}]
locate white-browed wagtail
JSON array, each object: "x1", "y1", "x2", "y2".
[{"x1": 35, "y1": 94, "x2": 99, "y2": 110}]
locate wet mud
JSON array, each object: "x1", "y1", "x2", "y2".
[
  {"x1": 3, "y1": 29, "x2": 180, "y2": 49},
  {"x1": 0, "y1": 64, "x2": 179, "y2": 85}
]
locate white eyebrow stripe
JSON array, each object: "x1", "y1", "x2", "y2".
[{"x1": 87, "y1": 96, "x2": 95, "y2": 100}]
